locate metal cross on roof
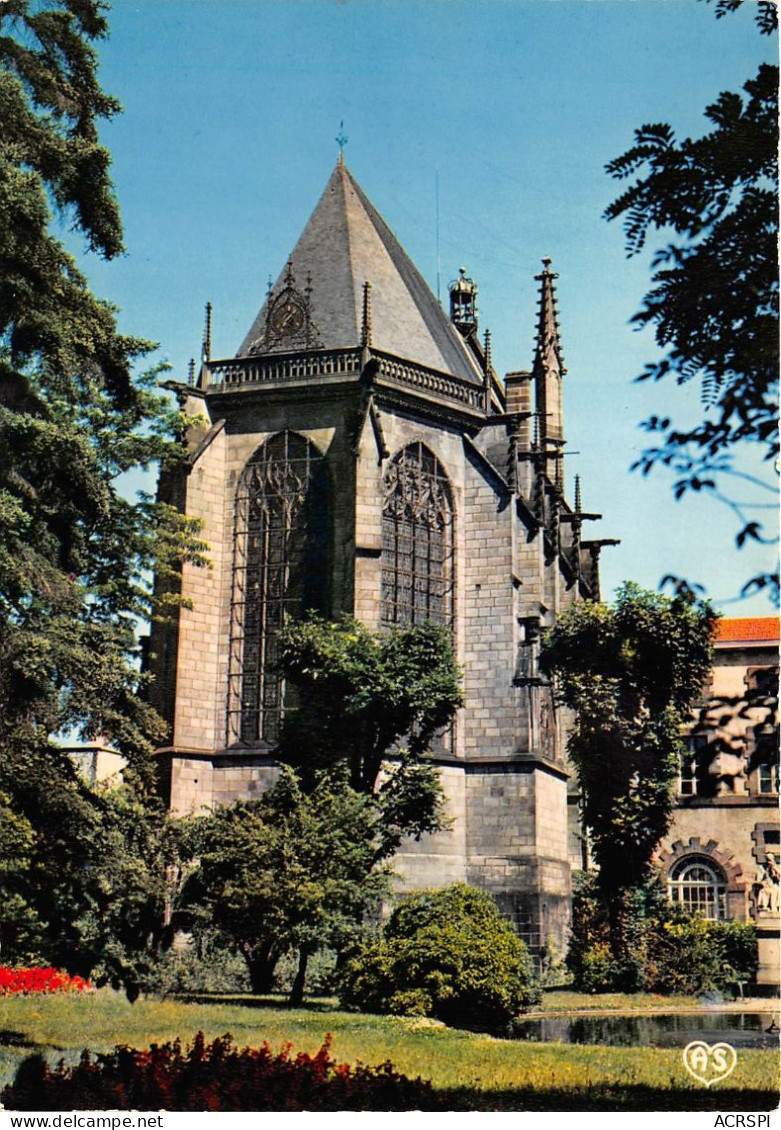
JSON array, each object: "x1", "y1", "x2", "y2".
[{"x1": 336, "y1": 120, "x2": 348, "y2": 164}]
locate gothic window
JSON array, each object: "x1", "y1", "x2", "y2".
[
  {"x1": 381, "y1": 443, "x2": 454, "y2": 629},
  {"x1": 228, "y1": 431, "x2": 329, "y2": 746},
  {"x1": 668, "y1": 856, "x2": 727, "y2": 920}
]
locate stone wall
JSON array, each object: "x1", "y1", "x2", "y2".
[
  {"x1": 391, "y1": 764, "x2": 468, "y2": 889},
  {"x1": 171, "y1": 422, "x2": 227, "y2": 753},
  {"x1": 659, "y1": 636, "x2": 779, "y2": 926},
  {"x1": 661, "y1": 801, "x2": 779, "y2": 922},
  {"x1": 461, "y1": 449, "x2": 516, "y2": 758},
  {"x1": 157, "y1": 379, "x2": 577, "y2": 961}
]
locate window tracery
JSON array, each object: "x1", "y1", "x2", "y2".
[
  {"x1": 380, "y1": 443, "x2": 454, "y2": 629},
  {"x1": 228, "y1": 431, "x2": 328, "y2": 745}
]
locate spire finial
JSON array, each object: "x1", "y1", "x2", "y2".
[
  {"x1": 532, "y1": 258, "x2": 566, "y2": 450},
  {"x1": 361, "y1": 280, "x2": 373, "y2": 348},
  {"x1": 482, "y1": 328, "x2": 492, "y2": 414},
  {"x1": 574, "y1": 474, "x2": 582, "y2": 514},
  {"x1": 188, "y1": 357, "x2": 195, "y2": 384},
  {"x1": 336, "y1": 120, "x2": 348, "y2": 165},
  {"x1": 483, "y1": 327, "x2": 492, "y2": 372},
  {"x1": 533, "y1": 258, "x2": 564, "y2": 374},
  {"x1": 202, "y1": 301, "x2": 212, "y2": 362}
]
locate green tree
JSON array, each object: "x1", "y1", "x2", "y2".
[
  {"x1": 605, "y1": 0, "x2": 778, "y2": 602},
  {"x1": 0, "y1": 764, "x2": 185, "y2": 1001},
  {"x1": 339, "y1": 884, "x2": 538, "y2": 1031},
  {"x1": 0, "y1": 0, "x2": 206, "y2": 983},
  {"x1": 0, "y1": 791, "x2": 40, "y2": 962},
  {"x1": 276, "y1": 615, "x2": 463, "y2": 857},
  {"x1": 189, "y1": 617, "x2": 463, "y2": 1001},
  {"x1": 188, "y1": 769, "x2": 389, "y2": 1002},
  {"x1": 73, "y1": 784, "x2": 179, "y2": 1002},
  {"x1": 540, "y1": 583, "x2": 717, "y2": 984}
]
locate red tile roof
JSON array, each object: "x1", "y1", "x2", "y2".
[{"x1": 716, "y1": 617, "x2": 779, "y2": 644}]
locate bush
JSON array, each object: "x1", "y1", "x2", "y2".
[
  {"x1": 1, "y1": 1033, "x2": 444, "y2": 1112},
  {"x1": 567, "y1": 873, "x2": 759, "y2": 995},
  {"x1": 145, "y1": 934, "x2": 252, "y2": 997},
  {"x1": 567, "y1": 873, "x2": 661, "y2": 992},
  {"x1": 566, "y1": 873, "x2": 612, "y2": 990},
  {"x1": 644, "y1": 915, "x2": 758, "y2": 995},
  {"x1": 538, "y1": 933, "x2": 569, "y2": 988},
  {"x1": 576, "y1": 943, "x2": 618, "y2": 994},
  {"x1": 339, "y1": 884, "x2": 538, "y2": 1030}
]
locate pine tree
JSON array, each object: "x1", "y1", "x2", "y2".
[{"x1": 0, "y1": 0, "x2": 205, "y2": 979}]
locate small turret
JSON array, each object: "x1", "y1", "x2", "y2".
[{"x1": 449, "y1": 267, "x2": 478, "y2": 337}]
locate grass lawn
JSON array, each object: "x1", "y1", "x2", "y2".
[
  {"x1": 0, "y1": 990, "x2": 778, "y2": 1111},
  {"x1": 530, "y1": 990, "x2": 777, "y2": 1014}
]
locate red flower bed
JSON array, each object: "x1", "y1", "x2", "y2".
[
  {"x1": 1, "y1": 1032, "x2": 446, "y2": 1111},
  {"x1": 0, "y1": 967, "x2": 91, "y2": 995}
]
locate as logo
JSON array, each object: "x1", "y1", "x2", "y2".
[{"x1": 682, "y1": 1040, "x2": 738, "y2": 1087}]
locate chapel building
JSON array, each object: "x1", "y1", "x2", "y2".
[{"x1": 148, "y1": 160, "x2": 614, "y2": 961}]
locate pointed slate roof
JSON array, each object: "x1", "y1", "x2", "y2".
[{"x1": 237, "y1": 162, "x2": 484, "y2": 385}]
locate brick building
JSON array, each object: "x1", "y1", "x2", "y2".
[
  {"x1": 656, "y1": 617, "x2": 780, "y2": 987},
  {"x1": 149, "y1": 159, "x2": 613, "y2": 961}
]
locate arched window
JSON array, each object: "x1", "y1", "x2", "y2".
[
  {"x1": 668, "y1": 856, "x2": 727, "y2": 920},
  {"x1": 381, "y1": 443, "x2": 454, "y2": 629},
  {"x1": 228, "y1": 431, "x2": 329, "y2": 745}
]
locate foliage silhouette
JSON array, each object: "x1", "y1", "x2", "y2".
[{"x1": 605, "y1": 0, "x2": 779, "y2": 602}]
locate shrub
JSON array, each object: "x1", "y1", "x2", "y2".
[
  {"x1": 538, "y1": 933, "x2": 569, "y2": 988},
  {"x1": 566, "y1": 873, "x2": 612, "y2": 990},
  {"x1": 644, "y1": 915, "x2": 758, "y2": 995},
  {"x1": 339, "y1": 884, "x2": 538, "y2": 1030},
  {"x1": 144, "y1": 932, "x2": 251, "y2": 997},
  {"x1": 1, "y1": 1033, "x2": 444, "y2": 1112},
  {"x1": 566, "y1": 874, "x2": 759, "y2": 995},
  {"x1": 576, "y1": 943, "x2": 618, "y2": 994},
  {"x1": 567, "y1": 873, "x2": 663, "y2": 992}
]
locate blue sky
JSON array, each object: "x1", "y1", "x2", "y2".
[{"x1": 81, "y1": 0, "x2": 778, "y2": 613}]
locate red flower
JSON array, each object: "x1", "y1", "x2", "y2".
[{"x1": 0, "y1": 967, "x2": 92, "y2": 995}]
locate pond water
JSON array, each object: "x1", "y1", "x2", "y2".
[{"x1": 512, "y1": 1011, "x2": 781, "y2": 1049}]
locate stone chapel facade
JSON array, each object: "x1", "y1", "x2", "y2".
[{"x1": 148, "y1": 160, "x2": 615, "y2": 961}]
